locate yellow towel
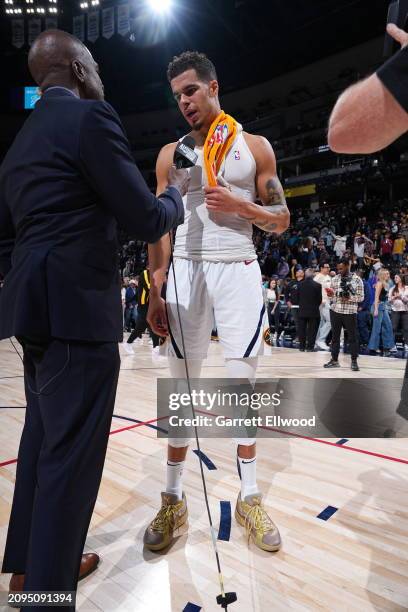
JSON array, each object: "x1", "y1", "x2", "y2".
[{"x1": 203, "y1": 111, "x2": 237, "y2": 187}]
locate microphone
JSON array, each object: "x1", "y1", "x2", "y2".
[{"x1": 174, "y1": 135, "x2": 198, "y2": 169}]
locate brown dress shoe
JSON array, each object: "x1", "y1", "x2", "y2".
[
  {"x1": 9, "y1": 552, "x2": 100, "y2": 592},
  {"x1": 78, "y1": 552, "x2": 99, "y2": 581}
]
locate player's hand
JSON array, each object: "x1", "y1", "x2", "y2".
[
  {"x1": 387, "y1": 23, "x2": 408, "y2": 48},
  {"x1": 204, "y1": 185, "x2": 243, "y2": 215},
  {"x1": 147, "y1": 295, "x2": 168, "y2": 337},
  {"x1": 168, "y1": 165, "x2": 190, "y2": 197}
]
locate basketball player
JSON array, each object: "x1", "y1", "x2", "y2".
[{"x1": 144, "y1": 52, "x2": 289, "y2": 552}]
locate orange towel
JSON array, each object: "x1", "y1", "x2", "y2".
[{"x1": 203, "y1": 111, "x2": 237, "y2": 187}]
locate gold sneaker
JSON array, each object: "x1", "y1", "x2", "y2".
[
  {"x1": 143, "y1": 492, "x2": 188, "y2": 551},
  {"x1": 235, "y1": 492, "x2": 281, "y2": 552}
]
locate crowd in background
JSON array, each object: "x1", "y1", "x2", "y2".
[{"x1": 119, "y1": 196, "x2": 408, "y2": 358}]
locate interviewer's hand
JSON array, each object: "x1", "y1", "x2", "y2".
[
  {"x1": 168, "y1": 165, "x2": 190, "y2": 197},
  {"x1": 147, "y1": 294, "x2": 168, "y2": 337},
  {"x1": 387, "y1": 23, "x2": 408, "y2": 48}
]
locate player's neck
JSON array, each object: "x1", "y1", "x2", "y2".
[{"x1": 191, "y1": 108, "x2": 222, "y2": 147}]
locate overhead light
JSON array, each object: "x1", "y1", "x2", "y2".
[{"x1": 148, "y1": 0, "x2": 172, "y2": 14}]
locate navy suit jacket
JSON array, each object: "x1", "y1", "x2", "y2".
[
  {"x1": 298, "y1": 278, "x2": 322, "y2": 318},
  {"x1": 0, "y1": 88, "x2": 184, "y2": 342}
]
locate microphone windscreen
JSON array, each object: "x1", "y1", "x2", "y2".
[
  {"x1": 180, "y1": 135, "x2": 195, "y2": 150},
  {"x1": 173, "y1": 135, "x2": 198, "y2": 169}
]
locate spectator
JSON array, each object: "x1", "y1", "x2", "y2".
[
  {"x1": 353, "y1": 232, "x2": 365, "y2": 268},
  {"x1": 266, "y1": 279, "x2": 279, "y2": 342},
  {"x1": 389, "y1": 274, "x2": 408, "y2": 352},
  {"x1": 393, "y1": 233, "x2": 406, "y2": 265},
  {"x1": 356, "y1": 269, "x2": 371, "y2": 348},
  {"x1": 123, "y1": 267, "x2": 160, "y2": 355},
  {"x1": 368, "y1": 269, "x2": 395, "y2": 357},
  {"x1": 289, "y1": 258, "x2": 299, "y2": 279},
  {"x1": 380, "y1": 232, "x2": 393, "y2": 266},
  {"x1": 124, "y1": 279, "x2": 137, "y2": 332},
  {"x1": 297, "y1": 269, "x2": 322, "y2": 352},
  {"x1": 332, "y1": 232, "x2": 347, "y2": 258},
  {"x1": 314, "y1": 262, "x2": 332, "y2": 351},
  {"x1": 277, "y1": 257, "x2": 289, "y2": 279},
  {"x1": 285, "y1": 268, "x2": 304, "y2": 343}
]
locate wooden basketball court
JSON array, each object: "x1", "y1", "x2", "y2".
[{"x1": 1, "y1": 338, "x2": 407, "y2": 611}]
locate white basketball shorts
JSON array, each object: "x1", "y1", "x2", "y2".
[{"x1": 164, "y1": 258, "x2": 265, "y2": 360}]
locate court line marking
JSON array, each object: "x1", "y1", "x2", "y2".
[{"x1": 1, "y1": 411, "x2": 408, "y2": 468}]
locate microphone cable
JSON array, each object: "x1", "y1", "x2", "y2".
[{"x1": 168, "y1": 230, "x2": 237, "y2": 610}]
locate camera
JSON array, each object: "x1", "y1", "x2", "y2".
[{"x1": 337, "y1": 275, "x2": 355, "y2": 299}]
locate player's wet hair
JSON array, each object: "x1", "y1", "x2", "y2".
[{"x1": 167, "y1": 51, "x2": 217, "y2": 83}]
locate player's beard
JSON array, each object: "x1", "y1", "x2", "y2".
[{"x1": 192, "y1": 118, "x2": 204, "y2": 131}]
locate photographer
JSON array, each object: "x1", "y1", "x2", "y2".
[{"x1": 324, "y1": 258, "x2": 364, "y2": 371}]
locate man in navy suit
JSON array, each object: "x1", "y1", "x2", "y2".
[
  {"x1": 0, "y1": 29, "x2": 187, "y2": 609},
  {"x1": 297, "y1": 268, "x2": 322, "y2": 352}
]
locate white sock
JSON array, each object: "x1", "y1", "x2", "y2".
[
  {"x1": 237, "y1": 455, "x2": 259, "y2": 499},
  {"x1": 166, "y1": 460, "x2": 185, "y2": 500}
]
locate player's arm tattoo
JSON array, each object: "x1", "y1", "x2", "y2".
[{"x1": 242, "y1": 177, "x2": 289, "y2": 233}]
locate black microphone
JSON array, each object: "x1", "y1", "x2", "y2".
[{"x1": 174, "y1": 135, "x2": 198, "y2": 169}]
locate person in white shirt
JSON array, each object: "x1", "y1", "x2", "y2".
[
  {"x1": 332, "y1": 232, "x2": 347, "y2": 258},
  {"x1": 314, "y1": 262, "x2": 332, "y2": 350},
  {"x1": 389, "y1": 274, "x2": 408, "y2": 352},
  {"x1": 266, "y1": 279, "x2": 280, "y2": 345},
  {"x1": 353, "y1": 232, "x2": 365, "y2": 267}
]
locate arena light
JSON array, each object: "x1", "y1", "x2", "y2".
[{"x1": 148, "y1": 0, "x2": 172, "y2": 14}]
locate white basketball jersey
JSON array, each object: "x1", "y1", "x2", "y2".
[{"x1": 173, "y1": 126, "x2": 257, "y2": 262}]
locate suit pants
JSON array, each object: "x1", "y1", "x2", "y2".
[
  {"x1": 291, "y1": 307, "x2": 299, "y2": 339},
  {"x1": 298, "y1": 316, "x2": 320, "y2": 350},
  {"x1": 330, "y1": 310, "x2": 359, "y2": 360},
  {"x1": 2, "y1": 338, "x2": 120, "y2": 611}
]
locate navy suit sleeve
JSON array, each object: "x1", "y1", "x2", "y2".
[
  {"x1": 377, "y1": 46, "x2": 408, "y2": 113},
  {"x1": 79, "y1": 101, "x2": 184, "y2": 243},
  {"x1": 0, "y1": 187, "x2": 15, "y2": 277}
]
